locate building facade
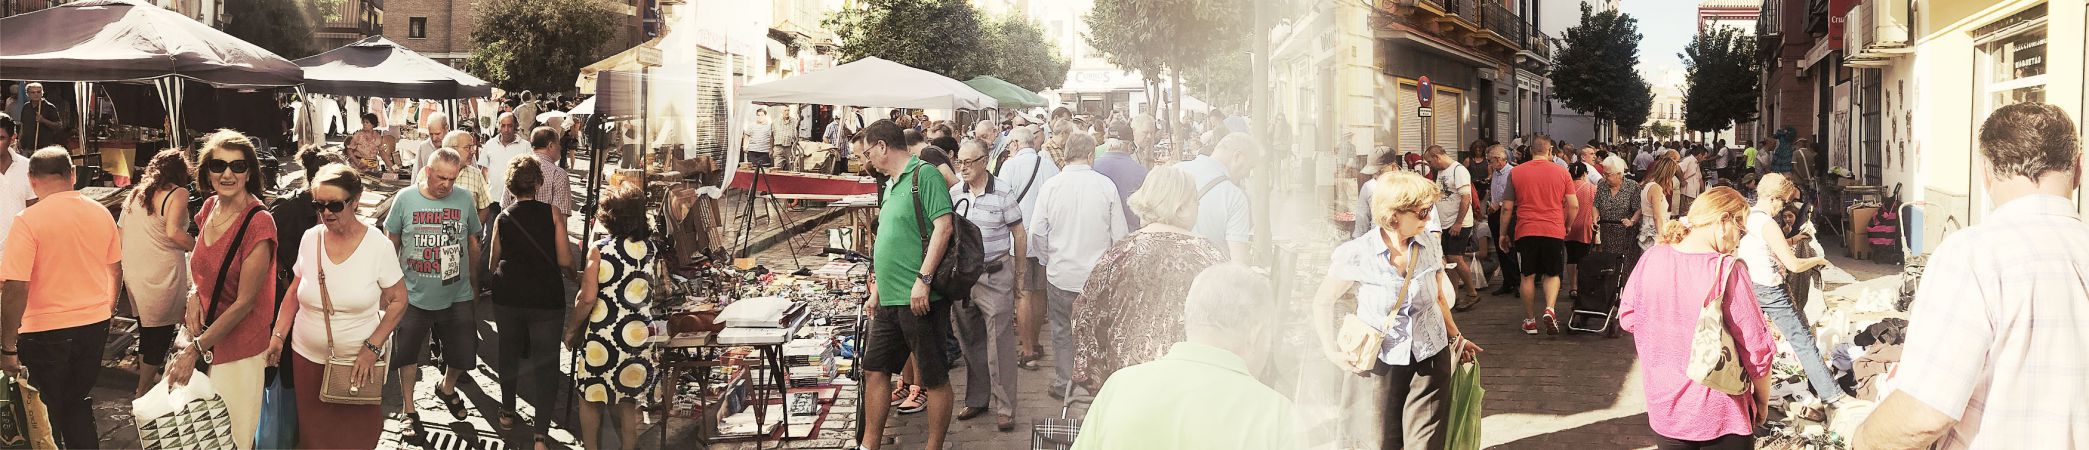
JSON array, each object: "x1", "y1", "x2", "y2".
[
  {"x1": 1372, "y1": 0, "x2": 1545, "y2": 159},
  {"x1": 380, "y1": 0, "x2": 648, "y2": 69},
  {"x1": 1540, "y1": 0, "x2": 1612, "y2": 146}
]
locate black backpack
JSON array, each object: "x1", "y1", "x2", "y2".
[{"x1": 906, "y1": 164, "x2": 985, "y2": 301}]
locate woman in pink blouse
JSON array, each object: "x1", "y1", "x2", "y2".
[{"x1": 1618, "y1": 187, "x2": 1774, "y2": 450}]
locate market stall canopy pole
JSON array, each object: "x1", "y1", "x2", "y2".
[
  {"x1": 963, "y1": 76, "x2": 1047, "y2": 109},
  {"x1": 153, "y1": 77, "x2": 185, "y2": 146},
  {"x1": 295, "y1": 36, "x2": 493, "y2": 99},
  {"x1": 739, "y1": 57, "x2": 997, "y2": 110},
  {"x1": 0, "y1": 0, "x2": 302, "y2": 87}
]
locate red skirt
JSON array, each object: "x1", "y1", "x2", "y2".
[{"x1": 293, "y1": 354, "x2": 385, "y2": 448}]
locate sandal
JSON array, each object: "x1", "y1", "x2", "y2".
[
  {"x1": 434, "y1": 385, "x2": 469, "y2": 419},
  {"x1": 889, "y1": 383, "x2": 910, "y2": 407},
  {"x1": 498, "y1": 410, "x2": 519, "y2": 431},
  {"x1": 1016, "y1": 354, "x2": 1043, "y2": 371},
  {"x1": 533, "y1": 434, "x2": 551, "y2": 450},
  {"x1": 401, "y1": 412, "x2": 427, "y2": 445},
  {"x1": 895, "y1": 388, "x2": 927, "y2": 415}
]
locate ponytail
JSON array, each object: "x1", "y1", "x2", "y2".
[{"x1": 1656, "y1": 218, "x2": 1694, "y2": 246}]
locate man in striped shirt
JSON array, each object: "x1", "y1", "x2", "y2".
[
  {"x1": 1856, "y1": 102, "x2": 2089, "y2": 449},
  {"x1": 949, "y1": 138, "x2": 1027, "y2": 431}
]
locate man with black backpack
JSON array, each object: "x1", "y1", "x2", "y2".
[
  {"x1": 856, "y1": 119, "x2": 960, "y2": 450},
  {"x1": 949, "y1": 138, "x2": 1026, "y2": 432}
]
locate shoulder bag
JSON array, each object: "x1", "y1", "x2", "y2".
[
  {"x1": 313, "y1": 235, "x2": 386, "y2": 405},
  {"x1": 1685, "y1": 256, "x2": 1750, "y2": 395},
  {"x1": 1333, "y1": 234, "x2": 1422, "y2": 373}
]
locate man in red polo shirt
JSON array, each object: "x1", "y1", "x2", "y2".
[{"x1": 1496, "y1": 135, "x2": 1578, "y2": 336}]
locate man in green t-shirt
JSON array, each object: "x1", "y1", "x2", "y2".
[
  {"x1": 857, "y1": 119, "x2": 958, "y2": 450},
  {"x1": 383, "y1": 148, "x2": 483, "y2": 442}
]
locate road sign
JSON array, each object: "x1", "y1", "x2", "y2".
[
  {"x1": 1418, "y1": 107, "x2": 1433, "y2": 118},
  {"x1": 1417, "y1": 76, "x2": 1434, "y2": 108}
]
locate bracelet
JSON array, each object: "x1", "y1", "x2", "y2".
[
  {"x1": 363, "y1": 341, "x2": 384, "y2": 355},
  {"x1": 0, "y1": 348, "x2": 15, "y2": 356}
]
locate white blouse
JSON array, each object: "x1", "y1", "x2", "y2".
[{"x1": 290, "y1": 223, "x2": 404, "y2": 363}]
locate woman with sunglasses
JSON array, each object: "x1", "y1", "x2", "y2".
[
  {"x1": 168, "y1": 130, "x2": 279, "y2": 450},
  {"x1": 121, "y1": 149, "x2": 195, "y2": 397},
  {"x1": 265, "y1": 163, "x2": 409, "y2": 448},
  {"x1": 489, "y1": 154, "x2": 570, "y2": 450},
  {"x1": 1309, "y1": 171, "x2": 1484, "y2": 449}
]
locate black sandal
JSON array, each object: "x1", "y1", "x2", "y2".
[
  {"x1": 401, "y1": 412, "x2": 427, "y2": 445},
  {"x1": 498, "y1": 410, "x2": 519, "y2": 431},
  {"x1": 434, "y1": 386, "x2": 468, "y2": 419},
  {"x1": 1016, "y1": 353, "x2": 1043, "y2": 371}
]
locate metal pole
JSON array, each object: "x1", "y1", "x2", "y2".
[{"x1": 1250, "y1": 0, "x2": 1274, "y2": 268}]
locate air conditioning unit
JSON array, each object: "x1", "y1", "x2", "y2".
[{"x1": 1847, "y1": 0, "x2": 1913, "y2": 61}]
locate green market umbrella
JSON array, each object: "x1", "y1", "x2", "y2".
[{"x1": 964, "y1": 76, "x2": 1047, "y2": 109}]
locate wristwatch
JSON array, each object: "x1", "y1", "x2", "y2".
[
  {"x1": 917, "y1": 273, "x2": 933, "y2": 285},
  {"x1": 200, "y1": 349, "x2": 214, "y2": 364}
]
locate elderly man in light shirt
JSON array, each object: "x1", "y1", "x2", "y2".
[
  {"x1": 479, "y1": 112, "x2": 531, "y2": 208},
  {"x1": 1073, "y1": 264, "x2": 1301, "y2": 449},
  {"x1": 1027, "y1": 132, "x2": 1127, "y2": 397},
  {"x1": 400, "y1": 112, "x2": 450, "y2": 172},
  {"x1": 997, "y1": 126, "x2": 1059, "y2": 367},
  {"x1": 1855, "y1": 102, "x2": 2089, "y2": 449},
  {"x1": 1176, "y1": 132, "x2": 1261, "y2": 260}
]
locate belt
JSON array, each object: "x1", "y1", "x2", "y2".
[{"x1": 983, "y1": 255, "x2": 1007, "y2": 274}]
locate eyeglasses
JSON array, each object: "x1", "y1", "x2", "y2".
[
  {"x1": 954, "y1": 155, "x2": 988, "y2": 165},
  {"x1": 312, "y1": 200, "x2": 349, "y2": 213},
  {"x1": 202, "y1": 158, "x2": 253, "y2": 174}
]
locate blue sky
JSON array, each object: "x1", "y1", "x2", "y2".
[{"x1": 1620, "y1": 0, "x2": 1704, "y2": 90}]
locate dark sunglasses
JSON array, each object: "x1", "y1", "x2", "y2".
[
  {"x1": 311, "y1": 200, "x2": 349, "y2": 213},
  {"x1": 202, "y1": 158, "x2": 253, "y2": 174}
]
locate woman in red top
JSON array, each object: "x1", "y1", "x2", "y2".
[{"x1": 167, "y1": 129, "x2": 279, "y2": 450}]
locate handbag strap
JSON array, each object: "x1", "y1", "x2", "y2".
[
  {"x1": 1376, "y1": 230, "x2": 1424, "y2": 328},
  {"x1": 1014, "y1": 155, "x2": 1042, "y2": 202},
  {"x1": 498, "y1": 207, "x2": 557, "y2": 263},
  {"x1": 314, "y1": 233, "x2": 341, "y2": 362},
  {"x1": 205, "y1": 204, "x2": 266, "y2": 329}
]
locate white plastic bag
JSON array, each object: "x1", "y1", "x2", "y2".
[{"x1": 132, "y1": 372, "x2": 238, "y2": 450}]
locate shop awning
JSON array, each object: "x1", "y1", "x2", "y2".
[{"x1": 295, "y1": 36, "x2": 493, "y2": 99}]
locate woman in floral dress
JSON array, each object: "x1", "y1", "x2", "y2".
[
  {"x1": 567, "y1": 185, "x2": 658, "y2": 450},
  {"x1": 1070, "y1": 167, "x2": 1226, "y2": 390}
]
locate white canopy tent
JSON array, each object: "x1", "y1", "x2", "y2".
[{"x1": 738, "y1": 57, "x2": 998, "y2": 110}]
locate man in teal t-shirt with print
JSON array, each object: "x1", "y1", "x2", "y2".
[
  {"x1": 382, "y1": 148, "x2": 483, "y2": 441},
  {"x1": 855, "y1": 119, "x2": 958, "y2": 450}
]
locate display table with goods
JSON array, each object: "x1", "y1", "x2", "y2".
[{"x1": 652, "y1": 257, "x2": 870, "y2": 446}]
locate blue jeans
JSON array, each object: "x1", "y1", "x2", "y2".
[{"x1": 1753, "y1": 283, "x2": 1845, "y2": 402}]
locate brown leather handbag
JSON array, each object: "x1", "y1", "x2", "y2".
[{"x1": 315, "y1": 236, "x2": 386, "y2": 405}]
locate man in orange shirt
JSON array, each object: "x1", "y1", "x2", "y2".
[{"x1": 0, "y1": 147, "x2": 122, "y2": 449}]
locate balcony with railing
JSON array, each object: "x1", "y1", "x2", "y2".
[{"x1": 1476, "y1": 0, "x2": 1520, "y2": 49}]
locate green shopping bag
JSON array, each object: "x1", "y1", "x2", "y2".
[{"x1": 1445, "y1": 359, "x2": 1484, "y2": 450}]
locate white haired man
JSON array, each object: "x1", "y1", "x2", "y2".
[
  {"x1": 399, "y1": 111, "x2": 451, "y2": 173},
  {"x1": 1073, "y1": 264, "x2": 1301, "y2": 449}
]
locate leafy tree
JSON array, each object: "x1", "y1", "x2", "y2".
[
  {"x1": 1550, "y1": 2, "x2": 1651, "y2": 137},
  {"x1": 826, "y1": 0, "x2": 986, "y2": 81},
  {"x1": 466, "y1": 0, "x2": 616, "y2": 94},
  {"x1": 1085, "y1": 0, "x2": 1250, "y2": 117},
  {"x1": 1680, "y1": 26, "x2": 1760, "y2": 133},
  {"x1": 1647, "y1": 121, "x2": 1677, "y2": 140},
  {"x1": 1181, "y1": 49, "x2": 1250, "y2": 108},
  {"x1": 225, "y1": 0, "x2": 317, "y2": 59},
  {"x1": 979, "y1": 13, "x2": 1071, "y2": 92},
  {"x1": 1617, "y1": 78, "x2": 1654, "y2": 137}
]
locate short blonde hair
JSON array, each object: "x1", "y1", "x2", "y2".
[
  {"x1": 1756, "y1": 172, "x2": 1798, "y2": 202},
  {"x1": 1129, "y1": 166, "x2": 1198, "y2": 228},
  {"x1": 1370, "y1": 171, "x2": 1440, "y2": 229}
]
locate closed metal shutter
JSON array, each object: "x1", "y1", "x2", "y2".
[
  {"x1": 1435, "y1": 90, "x2": 1462, "y2": 151},
  {"x1": 1397, "y1": 83, "x2": 1422, "y2": 153}
]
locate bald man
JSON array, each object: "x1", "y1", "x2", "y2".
[{"x1": 400, "y1": 112, "x2": 451, "y2": 173}]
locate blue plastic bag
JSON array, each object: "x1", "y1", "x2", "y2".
[{"x1": 254, "y1": 375, "x2": 296, "y2": 449}]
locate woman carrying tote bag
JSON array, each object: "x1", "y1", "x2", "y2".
[
  {"x1": 1618, "y1": 187, "x2": 1776, "y2": 450},
  {"x1": 169, "y1": 130, "x2": 279, "y2": 450},
  {"x1": 1309, "y1": 171, "x2": 1484, "y2": 449},
  {"x1": 265, "y1": 164, "x2": 409, "y2": 448}
]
